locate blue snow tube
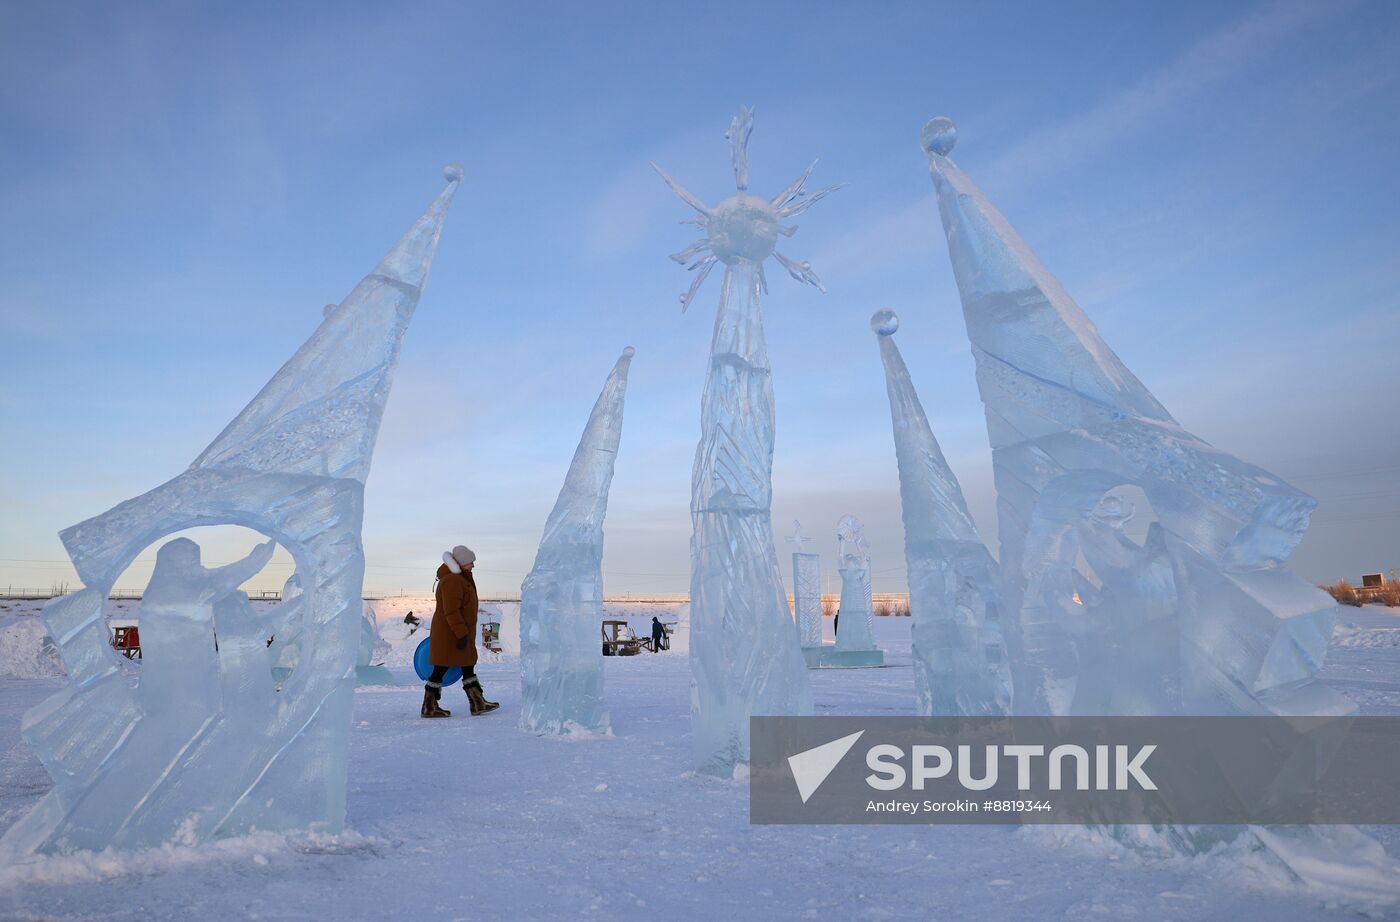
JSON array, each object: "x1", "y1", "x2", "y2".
[{"x1": 413, "y1": 636, "x2": 462, "y2": 685}]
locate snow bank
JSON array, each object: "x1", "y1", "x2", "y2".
[
  {"x1": 0, "y1": 828, "x2": 383, "y2": 889},
  {"x1": 0, "y1": 611, "x2": 65, "y2": 678},
  {"x1": 1332, "y1": 621, "x2": 1400, "y2": 649}
]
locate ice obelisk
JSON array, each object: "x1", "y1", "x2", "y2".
[
  {"x1": 519, "y1": 347, "x2": 635, "y2": 736},
  {"x1": 3, "y1": 166, "x2": 462, "y2": 855},
  {"x1": 787, "y1": 521, "x2": 822, "y2": 649},
  {"x1": 655, "y1": 107, "x2": 840, "y2": 774},
  {"x1": 871, "y1": 308, "x2": 1009, "y2": 715}
]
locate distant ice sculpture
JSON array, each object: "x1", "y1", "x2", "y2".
[
  {"x1": 3, "y1": 166, "x2": 461, "y2": 854},
  {"x1": 655, "y1": 107, "x2": 838, "y2": 774},
  {"x1": 356, "y1": 603, "x2": 394, "y2": 687},
  {"x1": 519, "y1": 347, "x2": 635, "y2": 736},
  {"x1": 270, "y1": 586, "x2": 390, "y2": 687},
  {"x1": 871, "y1": 308, "x2": 1009, "y2": 715},
  {"x1": 833, "y1": 516, "x2": 876, "y2": 653},
  {"x1": 786, "y1": 521, "x2": 822, "y2": 648}
]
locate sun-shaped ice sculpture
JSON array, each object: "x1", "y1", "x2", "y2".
[{"x1": 652, "y1": 106, "x2": 844, "y2": 312}]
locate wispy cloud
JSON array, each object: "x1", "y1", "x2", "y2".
[{"x1": 981, "y1": 0, "x2": 1349, "y2": 190}]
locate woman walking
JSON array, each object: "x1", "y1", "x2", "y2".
[{"x1": 421, "y1": 545, "x2": 501, "y2": 718}]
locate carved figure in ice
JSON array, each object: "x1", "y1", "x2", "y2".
[
  {"x1": 519, "y1": 347, "x2": 634, "y2": 736},
  {"x1": 655, "y1": 107, "x2": 839, "y2": 774},
  {"x1": 355, "y1": 603, "x2": 394, "y2": 687},
  {"x1": 268, "y1": 573, "x2": 304, "y2": 688},
  {"x1": 2, "y1": 165, "x2": 461, "y2": 854},
  {"x1": 871, "y1": 308, "x2": 1009, "y2": 715},
  {"x1": 833, "y1": 516, "x2": 876, "y2": 654}
]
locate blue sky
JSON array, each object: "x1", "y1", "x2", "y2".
[{"x1": 2, "y1": 0, "x2": 1398, "y2": 597}]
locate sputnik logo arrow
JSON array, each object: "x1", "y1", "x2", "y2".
[{"x1": 787, "y1": 730, "x2": 865, "y2": 803}]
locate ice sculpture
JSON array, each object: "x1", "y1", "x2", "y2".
[
  {"x1": 786, "y1": 521, "x2": 822, "y2": 648},
  {"x1": 267, "y1": 587, "x2": 389, "y2": 687},
  {"x1": 919, "y1": 117, "x2": 1347, "y2": 721},
  {"x1": 519, "y1": 346, "x2": 634, "y2": 736},
  {"x1": 356, "y1": 603, "x2": 393, "y2": 687},
  {"x1": 832, "y1": 517, "x2": 881, "y2": 666},
  {"x1": 655, "y1": 107, "x2": 837, "y2": 774},
  {"x1": 3, "y1": 166, "x2": 462, "y2": 854},
  {"x1": 919, "y1": 120, "x2": 1400, "y2": 886},
  {"x1": 871, "y1": 308, "x2": 1009, "y2": 715},
  {"x1": 268, "y1": 573, "x2": 304, "y2": 688}
]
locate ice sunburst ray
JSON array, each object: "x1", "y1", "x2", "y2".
[
  {"x1": 650, "y1": 162, "x2": 712, "y2": 218},
  {"x1": 771, "y1": 160, "x2": 817, "y2": 211},
  {"x1": 776, "y1": 182, "x2": 846, "y2": 219},
  {"x1": 670, "y1": 238, "x2": 712, "y2": 265},
  {"x1": 727, "y1": 106, "x2": 755, "y2": 191},
  {"x1": 773, "y1": 250, "x2": 825, "y2": 292},
  {"x1": 679, "y1": 256, "x2": 717, "y2": 313}
]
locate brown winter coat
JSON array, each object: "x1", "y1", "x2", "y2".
[{"x1": 428, "y1": 561, "x2": 479, "y2": 667}]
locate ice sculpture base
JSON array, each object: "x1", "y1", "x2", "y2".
[
  {"x1": 803, "y1": 646, "x2": 885, "y2": 668},
  {"x1": 356, "y1": 665, "x2": 396, "y2": 687}
]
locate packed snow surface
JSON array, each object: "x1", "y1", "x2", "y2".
[{"x1": 2, "y1": 602, "x2": 1399, "y2": 919}]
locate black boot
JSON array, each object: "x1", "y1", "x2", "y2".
[
  {"x1": 421, "y1": 685, "x2": 451, "y2": 718},
  {"x1": 464, "y1": 676, "x2": 500, "y2": 715}
]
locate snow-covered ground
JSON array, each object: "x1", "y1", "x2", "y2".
[{"x1": 1, "y1": 601, "x2": 1399, "y2": 919}]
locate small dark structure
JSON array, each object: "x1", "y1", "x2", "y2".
[
  {"x1": 601, "y1": 620, "x2": 642, "y2": 656},
  {"x1": 111, "y1": 625, "x2": 141, "y2": 659}
]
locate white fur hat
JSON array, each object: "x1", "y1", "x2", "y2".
[{"x1": 451, "y1": 545, "x2": 476, "y2": 567}]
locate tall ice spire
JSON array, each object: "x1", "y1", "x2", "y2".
[
  {"x1": 519, "y1": 347, "x2": 635, "y2": 736},
  {"x1": 655, "y1": 108, "x2": 840, "y2": 774},
  {"x1": 871, "y1": 308, "x2": 1008, "y2": 715}
]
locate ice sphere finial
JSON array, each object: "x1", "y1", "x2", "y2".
[
  {"x1": 871, "y1": 308, "x2": 899, "y2": 336},
  {"x1": 921, "y1": 117, "x2": 957, "y2": 156},
  {"x1": 622, "y1": 345, "x2": 636, "y2": 358},
  {"x1": 443, "y1": 163, "x2": 465, "y2": 183}
]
